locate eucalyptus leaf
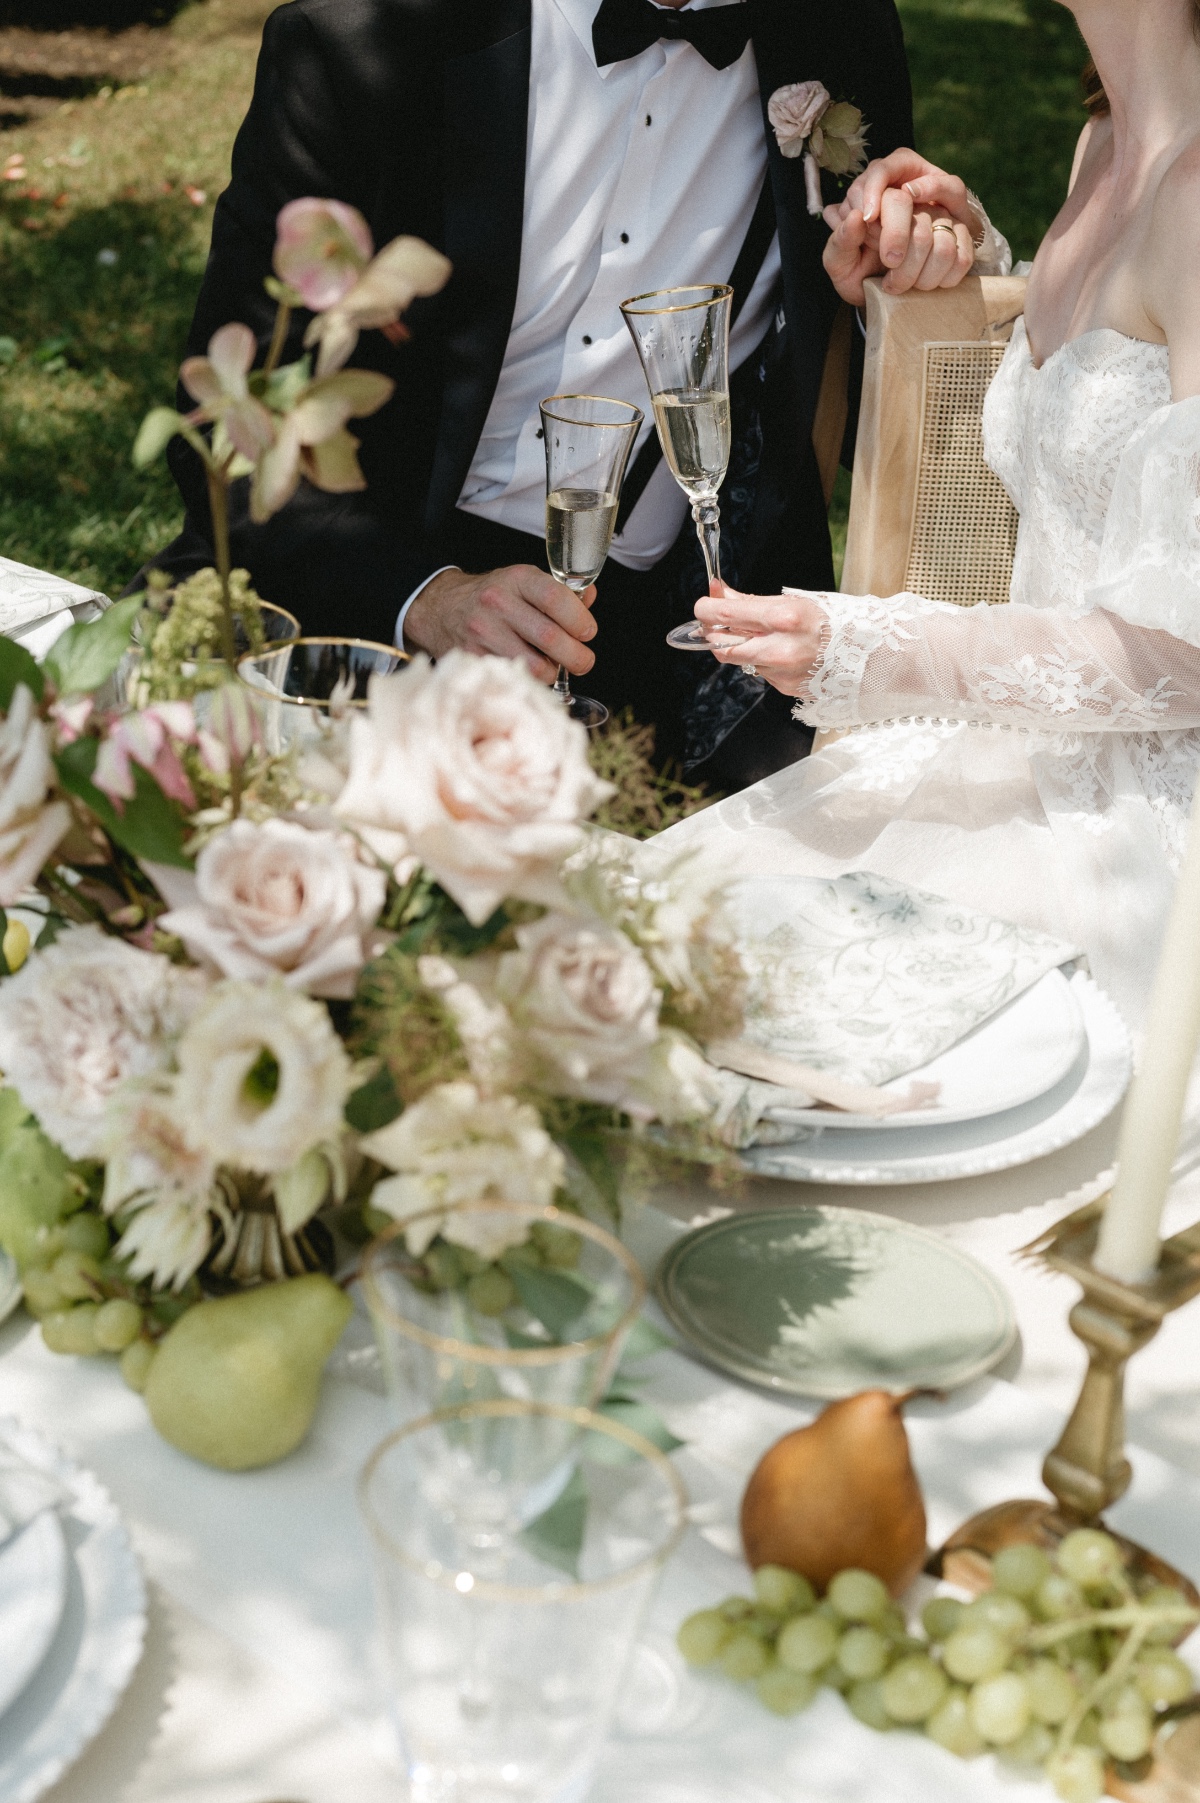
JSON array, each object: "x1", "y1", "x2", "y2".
[
  {"x1": 504, "y1": 1263, "x2": 593, "y2": 1340},
  {"x1": 132, "y1": 406, "x2": 185, "y2": 469},
  {"x1": 0, "y1": 637, "x2": 44, "y2": 711},
  {"x1": 345, "y1": 1065, "x2": 403, "y2": 1133},
  {"x1": 54, "y1": 737, "x2": 192, "y2": 868},
  {"x1": 587, "y1": 1396, "x2": 684, "y2": 1465},
  {"x1": 559, "y1": 1128, "x2": 621, "y2": 1224},
  {"x1": 44, "y1": 595, "x2": 143, "y2": 696},
  {"x1": 519, "y1": 1466, "x2": 587, "y2": 1577},
  {"x1": 617, "y1": 1316, "x2": 676, "y2": 1366}
]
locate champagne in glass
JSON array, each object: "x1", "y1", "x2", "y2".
[
  {"x1": 539, "y1": 396, "x2": 643, "y2": 729},
  {"x1": 621, "y1": 284, "x2": 733, "y2": 651}
]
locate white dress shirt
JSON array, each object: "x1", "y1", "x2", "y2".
[{"x1": 398, "y1": 0, "x2": 781, "y2": 643}]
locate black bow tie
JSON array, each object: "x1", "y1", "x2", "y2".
[{"x1": 592, "y1": 0, "x2": 751, "y2": 71}]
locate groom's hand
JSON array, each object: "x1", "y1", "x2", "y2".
[
  {"x1": 823, "y1": 149, "x2": 980, "y2": 307},
  {"x1": 405, "y1": 565, "x2": 597, "y2": 683}
]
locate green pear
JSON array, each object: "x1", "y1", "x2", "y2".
[{"x1": 144, "y1": 1274, "x2": 353, "y2": 1471}]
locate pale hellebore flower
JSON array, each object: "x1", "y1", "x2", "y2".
[
  {"x1": 93, "y1": 700, "x2": 201, "y2": 811},
  {"x1": 274, "y1": 197, "x2": 451, "y2": 377},
  {"x1": 250, "y1": 368, "x2": 394, "y2": 523},
  {"x1": 179, "y1": 322, "x2": 276, "y2": 461}
]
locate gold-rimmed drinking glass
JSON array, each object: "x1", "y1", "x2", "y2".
[
  {"x1": 359, "y1": 1399, "x2": 687, "y2": 1803},
  {"x1": 237, "y1": 634, "x2": 403, "y2": 759},
  {"x1": 360, "y1": 1201, "x2": 646, "y2": 1431},
  {"x1": 540, "y1": 393, "x2": 643, "y2": 728},
  {"x1": 620, "y1": 283, "x2": 732, "y2": 651}
]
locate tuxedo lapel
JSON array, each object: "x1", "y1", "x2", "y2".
[{"x1": 425, "y1": 0, "x2": 532, "y2": 531}]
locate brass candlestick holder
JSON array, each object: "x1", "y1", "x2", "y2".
[{"x1": 927, "y1": 1199, "x2": 1200, "y2": 1801}]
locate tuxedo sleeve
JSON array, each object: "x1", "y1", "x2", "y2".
[{"x1": 164, "y1": 3, "x2": 443, "y2": 643}]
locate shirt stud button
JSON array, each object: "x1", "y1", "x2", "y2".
[
  {"x1": 646, "y1": 114, "x2": 652, "y2": 126},
  {"x1": 582, "y1": 334, "x2": 593, "y2": 345},
  {"x1": 620, "y1": 232, "x2": 629, "y2": 244}
]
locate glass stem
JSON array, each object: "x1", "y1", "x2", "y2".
[
  {"x1": 552, "y1": 664, "x2": 572, "y2": 703},
  {"x1": 692, "y1": 496, "x2": 722, "y2": 586}
]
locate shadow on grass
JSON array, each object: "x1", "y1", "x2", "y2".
[
  {"x1": 0, "y1": 193, "x2": 204, "y2": 591},
  {"x1": 0, "y1": 1, "x2": 187, "y2": 24},
  {"x1": 897, "y1": 0, "x2": 1090, "y2": 261}
]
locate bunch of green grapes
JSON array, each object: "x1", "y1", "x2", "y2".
[
  {"x1": 677, "y1": 1532, "x2": 1199, "y2": 1803},
  {"x1": 19, "y1": 1207, "x2": 192, "y2": 1391}
]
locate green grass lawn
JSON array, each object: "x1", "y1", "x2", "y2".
[{"x1": 0, "y1": 0, "x2": 1089, "y2": 597}]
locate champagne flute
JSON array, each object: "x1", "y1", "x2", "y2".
[
  {"x1": 620, "y1": 283, "x2": 732, "y2": 651},
  {"x1": 540, "y1": 393, "x2": 643, "y2": 728}
]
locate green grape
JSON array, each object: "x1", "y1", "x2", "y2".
[
  {"x1": 1061, "y1": 1629, "x2": 1100, "y2": 1663},
  {"x1": 880, "y1": 1603, "x2": 908, "y2": 1638},
  {"x1": 819, "y1": 1660, "x2": 852, "y2": 1693},
  {"x1": 529, "y1": 1222, "x2": 582, "y2": 1269},
  {"x1": 778, "y1": 1612, "x2": 839, "y2": 1674},
  {"x1": 756, "y1": 1666, "x2": 818, "y2": 1716},
  {"x1": 21, "y1": 1268, "x2": 64, "y2": 1319},
  {"x1": 1025, "y1": 1657, "x2": 1078, "y2": 1725},
  {"x1": 1098, "y1": 1689, "x2": 1154, "y2": 1762},
  {"x1": 41, "y1": 1304, "x2": 101, "y2": 1356},
  {"x1": 719, "y1": 1632, "x2": 771, "y2": 1682},
  {"x1": 62, "y1": 1211, "x2": 111, "y2": 1259},
  {"x1": 742, "y1": 1607, "x2": 784, "y2": 1641},
  {"x1": 677, "y1": 1610, "x2": 732, "y2": 1666},
  {"x1": 925, "y1": 1687, "x2": 985, "y2": 1758},
  {"x1": 969, "y1": 1672, "x2": 1031, "y2": 1745},
  {"x1": 921, "y1": 1595, "x2": 966, "y2": 1642},
  {"x1": 1056, "y1": 1528, "x2": 1124, "y2": 1590},
  {"x1": 465, "y1": 1269, "x2": 518, "y2": 1317},
  {"x1": 827, "y1": 1569, "x2": 891, "y2": 1624},
  {"x1": 999, "y1": 1721, "x2": 1055, "y2": 1767},
  {"x1": 1140, "y1": 1584, "x2": 1192, "y2": 1644},
  {"x1": 847, "y1": 1677, "x2": 892, "y2": 1732},
  {"x1": 754, "y1": 1565, "x2": 815, "y2": 1614},
  {"x1": 93, "y1": 1298, "x2": 143, "y2": 1353},
  {"x1": 120, "y1": 1338, "x2": 156, "y2": 1393},
  {"x1": 881, "y1": 1655, "x2": 948, "y2": 1724},
  {"x1": 50, "y1": 1249, "x2": 103, "y2": 1302},
  {"x1": 1136, "y1": 1650, "x2": 1195, "y2": 1708},
  {"x1": 1035, "y1": 1572, "x2": 1086, "y2": 1620},
  {"x1": 942, "y1": 1624, "x2": 1011, "y2": 1683},
  {"x1": 1045, "y1": 1745, "x2": 1106, "y2": 1803},
  {"x1": 837, "y1": 1626, "x2": 890, "y2": 1681},
  {"x1": 991, "y1": 1544, "x2": 1052, "y2": 1599},
  {"x1": 1075, "y1": 1711, "x2": 1103, "y2": 1749},
  {"x1": 718, "y1": 1595, "x2": 756, "y2": 1623},
  {"x1": 962, "y1": 1591, "x2": 1030, "y2": 1638}
]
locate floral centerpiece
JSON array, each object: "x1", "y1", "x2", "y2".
[{"x1": 0, "y1": 199, "x2": 743, "y2": 1468}]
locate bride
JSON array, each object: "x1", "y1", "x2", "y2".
[{"x1": 661, "y1": 0, "x2": 1200, "y2": 1029}]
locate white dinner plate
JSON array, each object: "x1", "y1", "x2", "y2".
[
  {"x1": 0, "y1": 1516, "x2": 67, "y2": 1723},
  {"x1": 742, "y1": 973, "x2": 1129, "y2": 1185},
  {"x1": 765, "y1": 968, "x2": 1085, "y2": 1131},
  {"x1": 0, "y1": 1419, "x2": 145, "y2": 1803}
]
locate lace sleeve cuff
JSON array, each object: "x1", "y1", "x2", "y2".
[
  {"x1": 790, "y1": 590, "x2": 949, "y2": 730},
  {"x1": 966, "y1": 190, "x2": 1013, "y2": 279}
]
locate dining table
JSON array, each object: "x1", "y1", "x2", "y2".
[{"x1": 5, "y1": 1086, "x2": 1200, "y2": 1803}]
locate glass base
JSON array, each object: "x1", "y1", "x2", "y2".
[
  {"x1": 561, "y1": 691, "x2": 609, "y2": 728},
  {"x1": 665, "y1": 620, "x2": 712, "y2": 652}
]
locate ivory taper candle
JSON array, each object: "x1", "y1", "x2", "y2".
[{"x1": 1096, "y1": 780, "x2": 1200, "y2": 1281}]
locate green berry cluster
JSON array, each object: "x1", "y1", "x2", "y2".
[{"x1": 677, "y1": 1534, "x2": 1198, "y2": 1803}]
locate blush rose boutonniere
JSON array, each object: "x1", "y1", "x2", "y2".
[{"x1": 768, "y1": 81, "x2": 869, "y2": 216}]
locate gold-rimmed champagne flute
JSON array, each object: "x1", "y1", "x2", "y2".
[
  {"x1": 620, "y1": 283, "x2": 732, "y2": 651},
  {"x1": 540, "y1": 393, "x2": 643, "y2": 728}
]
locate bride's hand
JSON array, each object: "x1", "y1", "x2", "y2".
[
  {"x1": 823, "y1": 149, "x2": 979, "y2": 307},
  {"x1": 694, "y1": 583, "x2": 829, "y2": 698}
]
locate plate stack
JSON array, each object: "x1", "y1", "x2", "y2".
[{"x1": 0, "y1": 1418, "x2": 146, "y2": 1803}]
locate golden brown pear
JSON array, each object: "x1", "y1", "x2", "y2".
[{"x1": 740, "y1": 1389, "x2": 928, "y2": 1596}]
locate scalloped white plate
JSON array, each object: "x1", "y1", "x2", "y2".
[
  {"x1": 0, "y1": 1515, "x2": 67, "y2": 1724},
  {"x1": 0, "y1": 1418, "x2": 145, "y2": 1803},
  {"x1": 742, "y1": 973, "x2": 1129, "y2": 1185}
]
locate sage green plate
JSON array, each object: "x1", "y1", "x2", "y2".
[{"x1": 655, "y1": 1206, "x2": 1017, "y2": 1399}]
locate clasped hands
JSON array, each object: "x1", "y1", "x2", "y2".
[{"x1": 405, "y1": 151, "x2": 980, "y2": 681}]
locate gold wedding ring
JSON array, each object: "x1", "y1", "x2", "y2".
[{"x1": 931, "y1": 220, "x2": 959, "y2": 236}]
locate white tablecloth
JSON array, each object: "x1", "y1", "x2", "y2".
[{"x1": 4, "y1": 1104, "x2": 1200, "y2": 1803}]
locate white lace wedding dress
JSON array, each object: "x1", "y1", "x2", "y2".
[{"x1": 656, "y1": 317, "x2": 1200, "y2": 1027}]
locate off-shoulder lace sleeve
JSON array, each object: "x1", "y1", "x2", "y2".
[{"x1": 795, "y1": 397, "x2": 1200, "y2": 734}]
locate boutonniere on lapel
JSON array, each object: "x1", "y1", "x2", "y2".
[{"x1": 768, "y1": 81, "x2": 869, "y2": 217}]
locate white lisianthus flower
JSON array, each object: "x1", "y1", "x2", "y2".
[
  {"x1": 333, "y1": 651, "x2": 613, "y2": 924},
  {"x1": 155, "y1": 817, "x2": 386, "y2": 999},
  {"x1": 495, "y1": 913, "x2": 661, "y2": 1106},
  {"x1": 361, "y1": 1081, "x2": 564, "y2": 1258},
  {"x1": 173, "y1": 980, "x2": 357, "y2": 1174},
  {"x1": 631, "y1": 1028, "x2": 725, "y2": 1126},
  {"x1": 0, "y1": 926, "x2": 208, "y2": 1159},
  {"x1": 0, "y1": 684, "x2": 72, "y2": 906}
]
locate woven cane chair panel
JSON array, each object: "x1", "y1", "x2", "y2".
[{"x1": 904, "y1": 342, "x2": 1018, "y2": 608}]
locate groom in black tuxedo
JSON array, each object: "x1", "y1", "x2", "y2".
[{"x1": 158, "y1": 0, "x2": 915, "y2": 785}]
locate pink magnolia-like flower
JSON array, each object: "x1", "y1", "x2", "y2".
[
  {"x1": 250, "y1": 367, "x2": 394, "y2": 522},
  {"x1": 179, "y1": 323, "x2": 276, "y2": 461},
  {"x1": 274, "y1": 197, "x2": 375, "y2": 312},
  {"x1": 94, "y1": 701, "x2": 200, "y2": 811},
  {"x1": 767, "y1": 80, "x2": 831, "y2": 157}
]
